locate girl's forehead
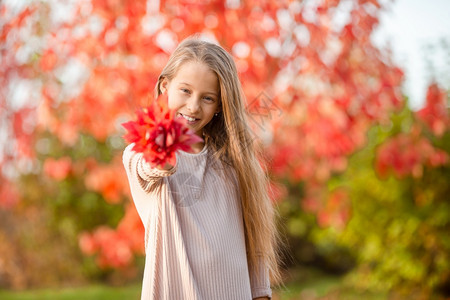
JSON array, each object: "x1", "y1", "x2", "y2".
[
  {"x1": 175, "y1": 60, "x2": 214, "y2": 75},
  {"x1": 172, "y1": 61, "x2": 219, "y2": 92}
]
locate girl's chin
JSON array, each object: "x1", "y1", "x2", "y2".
[{"x1": 186, "y1": 124, "x2": 202, "y2": 136}]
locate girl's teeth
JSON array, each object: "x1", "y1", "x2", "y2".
[{"x1": 182, "y1": 114, "x2": 196, "y2": 122}]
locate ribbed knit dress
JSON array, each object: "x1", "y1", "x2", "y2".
[{"x1": 123, "y1": 143, "x2": 272, "y2": 300}]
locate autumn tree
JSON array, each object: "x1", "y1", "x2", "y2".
[{"x1": 1, "y1": 0, "x2": 448, "y2": 294}]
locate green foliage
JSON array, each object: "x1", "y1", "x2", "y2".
[
  {"x1": 34, "y1": 132, "x2": 125, "y2": 238},
  {"x1": 3, "y1": 132, "x2": 130, "y2": 288},
  {"x1": 336, "y1": 107, "x2": 450, "y2": 292},
  {"x1": 279, "y1": 104, "x2": 450, "y2": 294},
  {"x1": 278, "y1": 184, "x2": 356, "y2": 274}
]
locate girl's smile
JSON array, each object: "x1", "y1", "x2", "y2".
[{"x1": 178, "y1": 112, "x2": 200, "y2": 124}]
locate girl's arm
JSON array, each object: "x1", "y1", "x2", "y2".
[
  {"x1": 122, "y1": 143, "x2": 177, "y2": 223},
  {"x1": 249, "y1": 254, "x2": 272, "y2": 299}
]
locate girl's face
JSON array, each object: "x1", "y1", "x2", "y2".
[{"x1": 161, "y1": 61, "x2": 221, "y2": 137}]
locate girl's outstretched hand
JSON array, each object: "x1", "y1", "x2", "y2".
[{"x1": 122, "y1": 94, "x2": 203, "y2": 168}]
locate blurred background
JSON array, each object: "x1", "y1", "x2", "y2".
[{"x1": 0, "y1": 0, "x2": 449, "y2": 299}]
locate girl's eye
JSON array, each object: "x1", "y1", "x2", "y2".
[
  {"x1": 181, "y1": 88, "x2": 190, "y2": 94},
  {"x1": 204, "y1": 96, "x2": 214, "y2": 102}
]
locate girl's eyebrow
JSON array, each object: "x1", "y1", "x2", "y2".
[{"x1": 179, "y1": 82, "x2": 218, "y2": 96}]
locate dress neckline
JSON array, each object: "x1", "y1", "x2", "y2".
[{"x1": 178, "y1": 144, "x2": 208, "y2": 157}]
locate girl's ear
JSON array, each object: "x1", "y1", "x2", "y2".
[{"x1": 160, "y1": 78, "x2": 169, "y2": 94}]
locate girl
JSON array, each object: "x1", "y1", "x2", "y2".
[{"x1": 123, "y1": 36, "x2": 280, "y2": 299}]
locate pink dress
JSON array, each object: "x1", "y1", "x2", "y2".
[{"x1": 123, "y1": 144, "x2": 271, "y2": 300}]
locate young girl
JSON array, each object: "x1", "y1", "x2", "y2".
[{"x1": 123, "y1": 37, "x2": 280, "y2": 299}]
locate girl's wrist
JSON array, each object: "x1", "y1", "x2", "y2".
[{"x1": 158, "y1": 162, "x2": 174, "y2": 170}]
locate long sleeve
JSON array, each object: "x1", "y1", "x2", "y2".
[
  {"x1": 249, "y1": 254, "x2": 272, "y2": 299},
  {"x1": 122, "y1": 143, "x2": 176, "y2": 226}
]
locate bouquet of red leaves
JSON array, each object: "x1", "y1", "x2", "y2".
[{"x1": 122, "y1": 94, "x2": 202, "y2": 167}]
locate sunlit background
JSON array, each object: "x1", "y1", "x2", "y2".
[
  {"x1": 373, "y1": 0, "x2": 450, "y2": 110},
  {"x1": 0, "y1": 0, "x2": 449, "y2": 299}
]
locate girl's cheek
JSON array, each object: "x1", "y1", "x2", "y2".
[
  {"x1": 167, "y1": 97, "x2": 178, "y2": 110},
  {"x1": 168, "y1": 95, "x2": 187, "y2": 110}
]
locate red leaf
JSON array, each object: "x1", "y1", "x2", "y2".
[{"x1": 122, "y1": 93, "x2": 203, "y2": 167}]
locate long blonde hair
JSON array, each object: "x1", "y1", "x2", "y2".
[{"x1": 155, "y1": 36, "x2": 281, "y2": 283}]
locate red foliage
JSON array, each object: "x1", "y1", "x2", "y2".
[
  {"x1": 79, "y1": 226, "x2": 134, "y2": 268},
  {"x1": 12, "y1": 108, "x2": 36, "y2": 159},
  {"x1": 39, "y1": 49, "x2": 58, "y2": 72},
  {"x1": 1, "y1": 5, "x2": 39, "y2": 165},
  {"x1": 122, "y1": 94, "x2": 202, "y2": 167},
  {"x1": 375, "y1": 126, "x2": 449, "y2": 179},
  {"x1": 79, "y1": 204, "x2": 144, "y2": 268},
  {"x1": 0, "y1": 179, "x2": 20, "y2": 209},
  {"x1": 84, "y1": 158, "x2": 129, "y2": 204},
  {"x1": 416, "y1": 83, "x2": 449, "y2": 137},
  {"x1": 43, "y1": 157, "x2": 72, "y2": 181},
  {"x1": 268, "y1": 1, "x2": 404, "y2": 185},
  {"x1": 317, "y1": 188, "x2": 351, "y2": 230}
]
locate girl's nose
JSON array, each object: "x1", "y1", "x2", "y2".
[{"x1": 186, "y1": 96, "x2": 200, "y2": 113}]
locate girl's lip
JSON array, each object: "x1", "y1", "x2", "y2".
[
  {"x1": 178, "y1": 113, "x2": 200, "y2": 122},
  {"x1": 178, "y1": 113, "x2": 200, "y2": 123}
]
